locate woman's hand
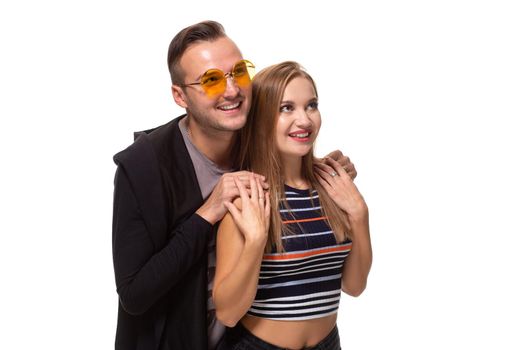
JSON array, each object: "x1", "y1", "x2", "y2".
[
  {"x1": 214, "y1": 174, "x2": 271, "y2": 326},
  {"x1": 314, "y1": 157, "x2": 368, "y2": 225},
  {"x1": 315, "y1": 150, "x2": 357, "y2": 180},
  {"x1": 223, "y1": 173, "x2": 270, "y2": 246}
]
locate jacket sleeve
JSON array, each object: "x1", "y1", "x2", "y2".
[{"x1": 112, "y1": 166, "x2": 212, "y2": 315}]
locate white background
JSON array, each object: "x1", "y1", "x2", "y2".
[{"x1": 1, "y1": 1, "x2": 524, "y2": 349}]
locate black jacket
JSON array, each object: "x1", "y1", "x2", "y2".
[{"x1": 112, "y1": 115, "x2": 212, "y2": 349}]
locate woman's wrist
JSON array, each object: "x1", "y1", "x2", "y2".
[{"x1": 243, "y1": 233, "x2": 267, "y2": 251}]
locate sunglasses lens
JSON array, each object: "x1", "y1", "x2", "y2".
[
  {"x1": 233, "y1": 60, "x2": 255, "y2": 87},
  {"x1": 198, "y1": 60, "x2": 255, "y2": 96},
  {"x1": 200, "y1": 69, "x2": 226, "y2": 96}
]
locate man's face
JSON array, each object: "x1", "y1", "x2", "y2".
[{"x1": 174, "y1": 37, "x2": 252, "y2": 134}]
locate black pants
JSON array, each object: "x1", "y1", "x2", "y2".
[{"x1": 217, "y1": 323, "x2": 341, "y2": 350}]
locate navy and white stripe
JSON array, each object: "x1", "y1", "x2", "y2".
[{"x1": 248, "y1": 185, "x2": 352, "y2": 321}]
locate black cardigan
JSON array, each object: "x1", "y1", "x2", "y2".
[{"x1": 112, "y1": 115, "x2": 213, "y2": 349}]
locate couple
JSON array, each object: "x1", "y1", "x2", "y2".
[{"x1": 112, "y1": 20, "x2": 372, "y2": 350}]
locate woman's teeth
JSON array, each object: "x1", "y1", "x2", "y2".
[{"x1": 290, "y1": 132, "x2": 309, "y2": 138}]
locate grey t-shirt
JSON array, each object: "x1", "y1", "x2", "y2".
[{"x1": 179, "y1": 117, "x2": 231, "y2": 349}]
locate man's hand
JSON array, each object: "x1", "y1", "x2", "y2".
[
  {"x1": 315, "y1": 150, "x2": 357, "y2": 180},
  {"x1": 196, "y1": 171, "x2": 268, "y2": 225}
]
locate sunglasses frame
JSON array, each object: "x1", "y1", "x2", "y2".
[{"x1": 181, "y1": 59, "x2": 255, "y2": 96}]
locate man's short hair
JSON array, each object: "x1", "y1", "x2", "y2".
[{"x1": 167, "y1": 20, "x2": 226, "y2": 85}]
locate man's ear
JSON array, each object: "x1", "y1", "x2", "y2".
[{"x1": 172, "y1": 85, "x2": 188, "y2": 109}]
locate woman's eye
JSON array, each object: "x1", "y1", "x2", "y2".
[
  {"x1": 307, "y1": 101, "x2": 319, "y2": 110},
  {"x1": 280, "y1": 104, "x2": 293, "y2": 113}
]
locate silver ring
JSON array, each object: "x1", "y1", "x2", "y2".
[{"x1": 330, "y1": 171, "x2": 337, "y2": 177}]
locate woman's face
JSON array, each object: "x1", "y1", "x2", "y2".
[{"x1": 275, "y1": 77, "x2": 321, "y2": 160}]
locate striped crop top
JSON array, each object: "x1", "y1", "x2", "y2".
[{"x1": 247, "y1": 185, "x2": 352, "y2": 321}]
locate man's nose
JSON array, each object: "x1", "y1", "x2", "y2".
[{"x1": 222, "y1": 75, "x2": 240, "y2": 98}]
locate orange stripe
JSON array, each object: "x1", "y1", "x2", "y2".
[
  {"x1": 264, "y1": 243, "x2": 352, "y2": 261},
  {"x1": 282, "y1": 216, "x2": 328, "y2": 224}
]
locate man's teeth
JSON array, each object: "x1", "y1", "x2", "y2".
[{"x1": 218, "y1": 102, "x2": 240, "y2": 110}]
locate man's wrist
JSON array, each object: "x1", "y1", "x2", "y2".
[{"x1": 196, "y1": 204, "x2": 224, "y2": 225}]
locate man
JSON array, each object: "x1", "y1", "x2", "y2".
[{"x1": 112, "y1": 20, "x2": 356, "y2": 350}]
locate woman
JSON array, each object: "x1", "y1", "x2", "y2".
[{"x1": 213, "y1": 61, "x2": 372, "y2": 349}]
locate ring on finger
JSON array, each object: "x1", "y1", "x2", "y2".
[{"x1": 330, "y1": 171, "x2": 337, "y2": 177}]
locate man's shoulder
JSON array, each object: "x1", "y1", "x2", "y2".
[
  {"x1": 113, "y1": 115, "x2": 186, "y2": 167},
  {"x1": 134, "y1": 114, "x2": 184, "y2": 142}
]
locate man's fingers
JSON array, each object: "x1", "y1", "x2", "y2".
[
  {"x1": 346, "y1": 167, "x2": 357, "y2": 180},
  {"x1": 325, "y1": 149, "x2": 343, "y2": 160},
  {"x1": 232, "y1": 171, "x2": 265, "y2": 182},
  {"x1": 224, "y1": 201, "x2": 241, "y2": 222},
  {"x1": 335, "y1": 156, "x2": 356, "y2": 179},
  {"x1": 230, "y1": 171, "x2": 269, "y2": 189}
]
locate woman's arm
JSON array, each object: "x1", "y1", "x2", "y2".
[
  {"x1": 341, "y1": 215, "x2": 372, "y2": 296},
  {"x1": 212, "y1": 175, "x2": 270, "y2": 327},
  {"x1": 314, "y1": 157, "x2": 373, "y2": 297}
]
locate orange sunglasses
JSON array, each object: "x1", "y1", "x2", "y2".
[{"x1": 181, "y1": 59, "x2": 255, "y2": 97}]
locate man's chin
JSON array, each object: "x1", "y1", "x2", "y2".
[{"x1": 217, "y1": 113, "x2": 247, "y2": 131}]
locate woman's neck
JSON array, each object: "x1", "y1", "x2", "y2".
[{"x1": 282, "y1": 156, "x2": 309, "y2": 190}]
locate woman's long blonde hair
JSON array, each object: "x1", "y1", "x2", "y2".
[{"x1": 237, "y1": 61, "x2": 351, "y2": 252}]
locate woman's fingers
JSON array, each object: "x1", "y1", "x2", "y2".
[
  {"x1": 315, "y1": 173, "x2": 334, "y2": 195},
  {"x1": 264, "y1": 191, "x2": 270, "y2": 219},
  {"x1": 314, "y1": 163, "x2": 337, "y2": 183},
  {"x1": 249, "y1": 173, "x2": 258, "y2": 203},
  {"x1": 315, "y1": 162, "x2": 337, "y2": 176},
  {"x1": 324, "y1": 157, "x2": 350, "y2": 179},
  {"x1": 256, "y1": 178, "x2": 266, "y2": 212},
  {"x1": 233, "y1": 176, "x2": 249, "y2": 204}
]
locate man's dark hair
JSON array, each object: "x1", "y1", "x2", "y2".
[{"x1": 167, "y1": 20, "x2": 226, "y2": 85}]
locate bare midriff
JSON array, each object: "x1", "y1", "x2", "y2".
[{"x1": 240, "y1": 313, "x2": 337, "y2": 349}]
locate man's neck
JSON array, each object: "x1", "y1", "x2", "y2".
[{"x1": 186, "y1": 117, "x2": 237, "y2": 169}]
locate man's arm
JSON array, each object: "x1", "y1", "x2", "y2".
[{"x1": 112, "y1": 167, "x2": 212, "y2": 315}]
